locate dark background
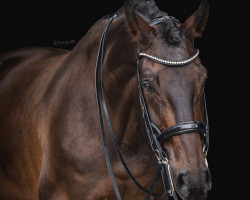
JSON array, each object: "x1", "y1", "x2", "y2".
[{"x1": 0, "y1": 0, "x2": 248, "y2": 199}]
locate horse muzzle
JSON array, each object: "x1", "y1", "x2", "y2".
[{"x1": 175, "y1": 165, "x2": 212, "y2": 200}]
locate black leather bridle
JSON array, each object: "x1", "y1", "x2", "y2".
[{"x1": 94, "y1": 14, "x2": 210, "y2": 200}]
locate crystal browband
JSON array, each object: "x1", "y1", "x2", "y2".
[{"x1": 137, "y1": 49, "x2": 199, "y2": 66}]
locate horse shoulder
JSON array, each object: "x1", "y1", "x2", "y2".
[{"x1": 0, "y1": 46, "x2": 70, "y2": 200}]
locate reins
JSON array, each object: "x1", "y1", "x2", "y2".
[
  {"x1": 95, "y1": 13, "x2": 210, "y2": 200},
  {"x1": 95, "y1": 14, "x2": 166, "y2": 200}
]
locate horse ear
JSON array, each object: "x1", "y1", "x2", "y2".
[
  {"x1": 181, "y1": 0, "x2": 209, "y2": 41},
  {"x1": 124, "y1": 0, "x2": 155, "y2": 43}
]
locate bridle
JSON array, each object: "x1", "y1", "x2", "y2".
[{"x1": 94, "y1": 14, "x2": 210, "y2": 200}]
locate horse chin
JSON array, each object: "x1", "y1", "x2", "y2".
[
  {"x1": 182, "y1": 195, "x2": 207, "y2": 200},
  {"x1": 177, "y1": 191, "x2": 208, "y2": 200}
]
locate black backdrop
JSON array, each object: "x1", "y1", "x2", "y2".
[{"x1": 0, "y1": 0, "x2": 248, "y2": 199}]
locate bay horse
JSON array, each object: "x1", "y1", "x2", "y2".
[{"x1": 0, "y1": 0, "x2": 211, "y2": 200}]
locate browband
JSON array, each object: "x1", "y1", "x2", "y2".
[{"x1": 137, "y1": 49, "x2": 200, "y2": 66}]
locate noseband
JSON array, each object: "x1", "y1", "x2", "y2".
[{"x1": 94, "y1": 14, "x2": 210, "y2": 200}]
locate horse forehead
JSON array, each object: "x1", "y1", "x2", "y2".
[
  {"x1": 159, "y1": 69, "x2": 196, "y2": 97},
  {"x1": 142, "y1": 60, "x2": 200, "y2": 84},
  {"x1": 159, "y1": 66, "x2": 198, "y2": 82}
]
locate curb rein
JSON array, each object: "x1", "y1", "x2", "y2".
[{"x1": 95, "y1": 14, "x2": 210, "y2": 200}]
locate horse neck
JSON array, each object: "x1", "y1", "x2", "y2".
[
  {"x1": 101, "y1": 17, "x2": 147, "y2": 151},
  {"x1": 50, "y1": 16, "x2": 146, "y2": 151}
]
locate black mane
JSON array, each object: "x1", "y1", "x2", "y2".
[
  {"x1": 130, "y1": 0, "x2": 166, "y2": 20},
  {"x1": 118, "y1": 0, "x2": 181, "y2": 44}
]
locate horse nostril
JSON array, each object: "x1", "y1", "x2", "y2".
[
  {"x1": 176, "y1": 168, "x2": 211, "y2": 198},
  {"x1": 176, "y1": 171, "x2": 190, "y2": 198}
]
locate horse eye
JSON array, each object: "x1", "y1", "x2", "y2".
[{"x1": 142, "y1": 81, "x2": 154, "y2": 93}]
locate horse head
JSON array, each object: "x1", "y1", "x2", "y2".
[{"x1": 124, "y1": 0, "x2": 211, "y2": 199}]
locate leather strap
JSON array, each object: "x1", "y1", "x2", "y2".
[
  {"x1": 95, "y1": 14, "x2": 166, "y2": 199},
  {"x1": 95, "y1": 14, "x2": 122, "y2": 200},
  {"x1": 145, "y1": 163, "x2": 163, "y2": 200},
  {"x1": 157, "y1": 121, "x2": 206, "y2": 144},
  {"x1": 202, "y1": 93, "x2": 209, "y2": 156},
  {"x1": 149, "y1": 16, "x2": 180, "y2": 26},
  {"x1": 161, "y1": 167, "x2": 171, "y2": 200}
]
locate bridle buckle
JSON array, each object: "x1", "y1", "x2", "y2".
[{"x1": 154, "y1": 149, "x2": 169, "y2": 165}]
